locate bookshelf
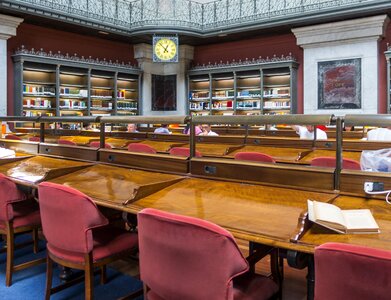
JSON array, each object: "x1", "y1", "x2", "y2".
[
  {"x1": 188, "y1": 56, "x2": 298, "y2": 116},
  {"x1": 59, "y1": 67, "x2": 89, "y2": 117},
  {"x1": 22, "y1": 63, "x2": 57, "y2": 117},
  {"x1": 188, "y1": 75, "x2": 211, "y2": 116},
  {"x1": 13, "y1": 48, "x2": 140, "y2": 117}
]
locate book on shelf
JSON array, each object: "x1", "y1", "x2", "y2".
[
  {"x1": 23, "y1": 85, "x2": 55, "y2": 96},
  {"x1": 212, "y1": 90, "x2": 234, "y2": 98},
  {"x1": 60, "y1": 87, "x2": 88, "y2": 97},
  {"x1": 237, "y1": 90, "x2": 261, "y2": 98},
  {"x1": 23, "y1": 98, "x2": 52, "y2": 108},
  {"x1": 190, "y1": 92, "x2": 209, "y2": 99},
  {"x1": 307, "y1": 200, "x2": 380, "y2": 234}
]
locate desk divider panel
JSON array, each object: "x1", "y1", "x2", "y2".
[
  {"x1": 340, "y1": 170, "x2": 391, "y2": 197},
  {"x1": 99, "y1": 149, "x2": 189, "y2": 174},
  {"x1": 190, "y1": 158, "x2": 335, "y2": 191},
  {"x1": 0, "y1": 139, "x2": 39, "y2": 154},
  {"x1": 39, "y1": 144, "x2": 99, "y2": 161}
]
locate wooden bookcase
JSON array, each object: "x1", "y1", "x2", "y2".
[
  {"x1": 13, "y1": 49, "x2": 140, "y2": 117},
  {"x1": 187, "y1": 57, "x2": 298, "y2": 116}
]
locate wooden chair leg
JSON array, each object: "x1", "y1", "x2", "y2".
[
  {"x1": 85, "y1": 254, "x2": 94, "y2": 300},
  {"x1": 32, "y1": 228, "x2": 39, "y2": 254},
  {"x1": 45, "y1": 255, "x2": 53, "y2": 300},
  {"x1": 5, "y1": 222, "x2": 14, "y2": 287},
  {"x1": 100, "y1": 265, "x2": 106, "y2": 285}
]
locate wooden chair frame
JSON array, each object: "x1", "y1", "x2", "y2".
[
  {"x1": 0, "y1": 220, "x2": 45, "y2": 286},
  {"x1": 45, "y1": 248, "x2": 142, "y2": 300}
]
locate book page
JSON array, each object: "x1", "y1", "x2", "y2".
[
  {"x1": 342, "y1": 209, "x2": 379, "y2": 230},
  {"x1": 310, "y1": 200, "x2": 346, "y2": 228}
]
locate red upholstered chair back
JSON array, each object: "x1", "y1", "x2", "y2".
[
  {"x1": 315, "y1": 243, "x2": 391, "y2": 300},
  {"x1": 127, "y1": 143, "x2": 157, "y2": 154},
  {"x1": 58, "y1": 139, "x2": 77, "y2": 146},
  {"x1": 38, "y1": 182, "x2": 108, "y2": 254},
  {"x1": 169, "y1": 147, "x2": 202, "y2": 158},
  {"x1": 234, "y1": 152, "x2": 276, "y2": 163},
  {"x1": 0, "y1": 174, "x2": 27, "y2": 222},
  {"x1": 138, "y1": 208, "x2": 249, "y2": 300},
  {"x1": 4, "y1": 134, "x2": 21, "y2": 140},
  {"x1": 310, "y1": 157, "x2": 361, "y2": 170},
  {"x1": 89, "y1": 141, "x2": 112, "y2": 149},
  {"x1": 28, "y1": 136, "x2": 40, "y2": 142}
]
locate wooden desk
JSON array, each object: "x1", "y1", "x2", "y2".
[
  {"x1": 0, "y1": 156, "x2": 91, "y2": 185},
  {"x1": 59, "y1": 136, "x2": 100, "y2": 146},
  {"x1": 299, "y1": 149, "x2": 361, "y2": 164},
  {"x1": 105, "y1": 138, "x2": 141, "y2": 149},
  {"x1": 227, "y1": 145, "x2": 307, "y2": 163},
  {"x1": 49, "y1": 164, "x2": 184, "y2": 206},
  {"x1": 125, "y1": 178, "x2": 336, "y2": 250},
  {"x1": 297, "y1": 196, "x2": 391, "y2": 252},
  {"x1": 140, "y1": 140, "x2": 187, "y2": 153}
]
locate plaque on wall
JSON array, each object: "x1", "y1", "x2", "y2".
[
  {"x1": 318, "y1": 58, "x2": 361, "y2": 109},
  {"x1": 152, "y1": 75, "x2": 177, "y2": 111}
]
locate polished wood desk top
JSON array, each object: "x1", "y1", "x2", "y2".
[
  {"x1": 59, "y1": 136, "x2": 100, "y2": 146},
  {"x1": 227, "y1": 145, "x2": 307, "y2": 163},
  {"x1": 105, "y1": 138, "x2": 141, "y2": 149},
  {"x1": 298, "y1": 196, "x2": 391, "y2": 252},
  {"x1": 0, "y1": 156, "x2": 91, "y2": 185},
  {"x1": 49, "y1": 164, "x2": 184, "y2": 205},
  {"x1": 299, "y1": 149, "x2": 361, "y2": 164},
  {"x1": 140, "y1": 140, "x2": 187, "y2": 153},
  {"x1": 126, "y1": 178, "x2": 336, "y2": 249}
]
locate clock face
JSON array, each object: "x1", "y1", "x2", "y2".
[{"x1": 153, "y1": 38, "x2": 178, "y2": 62}]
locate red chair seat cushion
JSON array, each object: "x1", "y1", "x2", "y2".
[
  {"x1": 233, "y1": 273, "x2": 279, "y2": 300},
  {"x1": 0, "y1": 201, "x2": 41, "y2": 230},
  {"x1": 47, "y1": 226, "x2": 137, "y2": 264}
]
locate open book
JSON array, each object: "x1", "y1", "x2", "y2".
[{"x1": 307, "y1": 200, "x2": 380, "y2": 234}]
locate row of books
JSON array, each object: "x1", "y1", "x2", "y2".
[
  {"x1": 264, "y1": 88, "x2": 290, "y2": 97},
  {"x1": 91, "y1": 90, "x2": 113, "y2": 99},
  {"x1": 189, "y1": 92, "x2": 209, "y2": 99},
  {"x1": 117, "y1": 102, "x2": 137, "y2": 109},
  {"x1": 60, "y1": 88, "x2": 88, "y2": 97},
  {"x1": 189, "y1": 102, "x2": 210, "y2": 110},
  {"x1": 24, "y1": 111, "x2": 54, "y2": 117},
  {"x1": 23, "y1": 99, "x2": 52, "y2": 108},
  {"x1": 59, "y1": 100, "x2": 87, "y2": 109},
  {"x1": 23, "y1": 85, "x2": 55, "y2": 95},
  {"x1": 212, "y1": 90, "x2": 235, "y2": 98},
  {"x1": 91, "y1": 100, "x2": 113, "y2": 110},
  {"x1": 237, "y1": 101, "x2": 261, "y2": 109},
  {"x1": 263, "y1": 101, "x2": 290, "y2": 108}
]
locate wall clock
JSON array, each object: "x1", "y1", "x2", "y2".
[{"x1": 153, "y1": 36, "x2": 178, "y2": 63}]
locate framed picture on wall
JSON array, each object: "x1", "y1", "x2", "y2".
[
  {"x1": 152, "y1": 75, "x2": 177, "y2": 111},
  {"x1": 318, "y1": 58, "x2": 361, "y2": 109}
]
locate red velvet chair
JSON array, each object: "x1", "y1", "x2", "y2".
[
  {"x1": 127, "y1": 143, "x2": 157, "y2": 154},
  {"x1": 38, "y1": 182, "x2": 139, "y2": 300},
  {"x1": 138, "y1": 208, "x2": 279, "y2": 300},
  {"x1": 4, "y1": 134, "x2": 21, "y2": 141},
  {"x1": 0, "y1": 173, "x2": 43, "y2": 286},
  {"x1": 89, "y1": 141, "x2": 112, "y2": 149},
  {"x1": 169, "y1": 147, "x2": 202, "y2": 158},
  {"x1": 315, "y1": 242, "x2": 391, "y2": 300},
  {"x1": 28, "y1": 136, "x2": 40, "y2": 142},
  {"x1": 310, "y1": 157, "x2": 361, "y2": 170},
  {"x1": 57, "y1": 139, "x2": 77, "y2": 146},
  {"x1": 234, "y1": 152, "x2": 276, "y2": 163}
]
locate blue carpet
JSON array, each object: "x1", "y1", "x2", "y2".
[{"x1": 0, "y1": 234, "x2": 143, "y2": 299}]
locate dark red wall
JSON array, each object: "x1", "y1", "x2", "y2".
[
  {"x1": 378, "y1": 22, "x2": 391, "y2": 114},
  {"x1": 7, "y1": 23, "x2": 135, "y2": 115},
  {"x1": 193, "y1": 33, "x2": 304, "y2": 113}
]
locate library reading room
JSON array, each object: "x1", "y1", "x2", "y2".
[{"x1": 2, "y1": 0, "x2": 391, "y2": 299}]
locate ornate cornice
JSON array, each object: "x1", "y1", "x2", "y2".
[
  {"x1": 190, "y1": 54, "x2": 297, "y2": 71},
  {"x1": 14, "y1": 45, "x2": 140, "y2": 71}
]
